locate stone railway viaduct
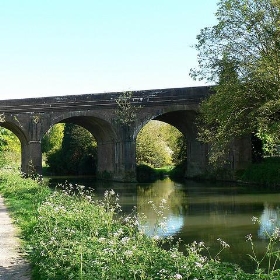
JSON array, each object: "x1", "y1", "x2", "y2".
[{"x1": 0, "y1": 86, "x2": 252, "y2": 181}]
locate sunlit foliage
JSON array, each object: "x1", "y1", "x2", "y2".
[
  {"x1": 42, "y1": 123, "x2": 64, "y2": 154},
  {"x1": 136, "y1": 121, "x2": 184, "y2": 168},
  {"x1": 0, "y1": 127, "x2": 20, "y2": 167},
  {"x1": 115, "y1": 91, "x2": 140, "y2": 125},
  {"x1": 191, "y1": 0, "x2": 280, "y2": 162}
]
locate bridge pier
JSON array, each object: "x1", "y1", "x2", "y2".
[
  {"x1": 97, "y1": 141, "x2": 115, "y2": 179},
  {"x1": 232, "y1": 136, "x2": 252, "y2": 171},
  {"x1": 95, "y1": 124, "x2": 136, "y2": 182},
  {"x1": 112, "y1": 124, "x2": 137, "y2": 182},
  {"x1": 21, "y1": 140, "x2": 42, "y2": 176},
  {"x1": 113, "y1": 140, "x2": 136, "y2": 182},
  {"x1": 186, "y1": 139, "x2": 208, "y2": 178}
]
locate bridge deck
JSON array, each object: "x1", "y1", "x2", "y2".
[{"x1": 0, "y1": 86, "x2": 211, "y2": 113}]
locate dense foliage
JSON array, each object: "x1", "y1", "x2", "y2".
[
  {"x1": 239, "y1": 157, "x2": 280, "y2": 186},
  {"x1": 46, "y1": 123, "x2": 97, "y2": 175},
  {"x1": 191, "y1": 0, "x2": 280, "y2": 162},
  {"x1": 42, "y1": 123, "x2": 64, "y2": 154},
  {"x1": 0, "y1": 127, "x2": 20, "y2": 167},
  {"x1": 136, "y1": 120, "x2": 186, "y2": 168}
]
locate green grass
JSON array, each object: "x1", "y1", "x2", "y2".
[{"x1": 1, "y1": 169, "x2": 279, "y2": 279}]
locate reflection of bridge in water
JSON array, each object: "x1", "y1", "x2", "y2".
[{"x1": 0, "y1": 86, "x2": 252, "y2": 181}]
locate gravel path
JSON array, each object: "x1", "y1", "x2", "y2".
[{"x1": 0, "y1": 196, "x2": 31, "y2": 280}]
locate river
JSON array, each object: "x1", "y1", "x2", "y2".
[{"x1": 47, "y1": 176, "x2": 280, "y2": 272}]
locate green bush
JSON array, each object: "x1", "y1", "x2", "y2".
[
  {"x1": 46, "y1": 123, "x2": 97, "y2": 176},
  {"x1": 240, "y1": 157, "x2": 280, "y2": 187},
  {"x1": 136, "y1": 165, "x2": 174, "y2": 183},
  {"x1": 169, "y1": 161, "x2": 187, "y2": 180}
]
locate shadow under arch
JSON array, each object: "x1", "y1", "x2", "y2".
[
  {"x1": 137, "y1": 108, "x2": 197, "y2": 134},
  {"x1": 45, "y1": 114, "x2": 118, "y2": 178},
  {"x1": 154, "y1": 110, "x2": 198, "y2": 136}
]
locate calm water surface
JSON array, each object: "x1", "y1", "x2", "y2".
[{"x1": 47, "y1": 176, "x2": 280, "y2": 272}]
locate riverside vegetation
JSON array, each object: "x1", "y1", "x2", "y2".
[{"x1": 1, "y1": 169, "x2": 280, "y2": 279}]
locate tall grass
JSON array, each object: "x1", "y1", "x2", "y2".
[{"x1": 1, "y1": 169, "x2": 279, "y2": 279}]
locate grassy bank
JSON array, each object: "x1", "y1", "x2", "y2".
[
  {"x1": 1, "y1": 170, "x2": 279, "y2": 279},
  {"x1": 238, "y1": 157, "x2": 280, "y2": 187}
]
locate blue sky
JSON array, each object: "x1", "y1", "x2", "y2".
[{"x1": 1, "y1": 1, "x2": 218, "y2": 99}]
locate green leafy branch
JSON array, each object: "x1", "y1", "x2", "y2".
[{"x1": 115, "y1": 91, "x2": 140, "y2": 126}]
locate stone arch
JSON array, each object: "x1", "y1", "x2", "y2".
[
  {"x1": 47, "y1": 112, "x2": 117, "y2": 142},
  {"x1": 134, "y1": 108, "x2": 208, "y2": 178},
  {"x1": 0, "y1": 120, "x2": 31, "y2": 174},
  {"x1": 0, "y1": 121, "x2": 29, "y2": 144},
  {"x1": 133, "y1": 104, "x2": 199, "y2": 137},
  {"x1": 135, "y1": 110, "x2": 196, "y2": 137},
  {"x1": 43, "y1": 113, "x2": 118, "y2": 178}
]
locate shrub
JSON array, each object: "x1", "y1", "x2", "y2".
[
  {"x1": 136, "y1": 164, "x2": 158, "y2": 183},
  {"x1": 240, "y1": 157, "x2": 280, "y2": 187}
]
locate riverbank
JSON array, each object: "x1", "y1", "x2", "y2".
[
  {"x1": 169, "y1": 157, "x2": 280, "y2": 187},
  {"x1": 0, "y1": 196, "x2": 31, "y2": 280},
  {"x1": 1, "y1": 169, "x2": 279, "y2": 279},
  {"x1": 238, "y1": 157, "x2": 280, "y2": 187}
]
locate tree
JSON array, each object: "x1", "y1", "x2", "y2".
[
  {"x1": 46, "y1": 123, "x2": 97, "y2": 175},
  {"x1": 190, "y1": 0, "x2": 280, "y2": 162},
  {"x1": 42, "y1": 123, "x2": 64, "y2": 154},
  {"x1": 0, "y1": 128, "x2": 20, "y2": 167},
  {"x1": 115, "y1": 91, "x2": 139, "y2": 126},
  {"x1": 172, "y1": 134, "x2": 187, "y2": 165},
  {"x1": 136, "y1": 121, "x2": 183, "y2": 168}
]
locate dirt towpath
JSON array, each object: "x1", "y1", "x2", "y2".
[{"x1": 0, "y1": 196, "x2": 31, "y2": 280}]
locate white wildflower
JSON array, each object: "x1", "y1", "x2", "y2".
[{"x1": 217, "y1": 238, "x2": 230, "y2": 248}]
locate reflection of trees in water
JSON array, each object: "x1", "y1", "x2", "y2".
[
  {"x1": 258, "y1": 203, "x2": 280, "y2": 239},
  {"x1": 137, "y1": 178, "x2": 188, "y2": 237}
]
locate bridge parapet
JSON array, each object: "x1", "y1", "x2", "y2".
[{"x1": 0, "y1": 86, "x2": 212, "y2": 113}]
